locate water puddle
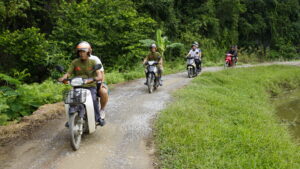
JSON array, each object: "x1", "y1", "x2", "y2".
[{"x1": 273, "y1": 88, "x2": 300, "y2": 140}]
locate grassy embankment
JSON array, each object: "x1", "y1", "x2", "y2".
[{"x1": 155, "y1": 65, "x2": 300, "y2": 168}]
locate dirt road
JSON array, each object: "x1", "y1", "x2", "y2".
[{"x1": 1, "y1": 62, "x2": 299, "y2": 169}]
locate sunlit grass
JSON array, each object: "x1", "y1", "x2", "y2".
[{"x1": 155, "y1": 65, "x2": 300, "y2": 168}]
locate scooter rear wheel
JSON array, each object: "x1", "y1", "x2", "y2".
[{"x1": 69, "y1": 113, "x2": 82, "y2": 151}]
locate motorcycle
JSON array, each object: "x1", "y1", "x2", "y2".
[
  {"x1": 56, "y1": 65, "x2": 102, "y2": 151},
  {"x1": 186, "y1": 57, "x2": 199, "y2": 78},
  {"x1": 145, "y1": 61, "x2": 160, "y2": 93},
  {"x1": 224, "y1": 53, "x2": 237, "y2": 68}
]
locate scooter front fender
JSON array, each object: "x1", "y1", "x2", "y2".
[
  {"x1": 64, "y1": 89, "x2": 96, "y2": 134},
  {"x1": 83, "y1": 89, "x2": 96, "y2": 133}
]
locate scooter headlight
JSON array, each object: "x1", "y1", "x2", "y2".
[{"x1": 71, "y1": 78, "x2": 84, "y2": 86}]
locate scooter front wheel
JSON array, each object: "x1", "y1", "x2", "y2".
[
  {"x1": 69, "y1": 113, "x2": 83, "y2": 151},
  {"x1": 224, "y1": 62, "x2": 229, "y2": 68},
  {"x1": 188, "y1": 68, "x2": 193, "y2": 78},
  {"x1": 154, "y1": 77, "x2": 159, "y2": 90},
  {"x1": 147, "y1": 74, "x2": 154, "y2": 93}
]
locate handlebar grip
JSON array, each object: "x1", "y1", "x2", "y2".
[{"x1": 62, "y1": 79, "x2": 69, "y2": 84}]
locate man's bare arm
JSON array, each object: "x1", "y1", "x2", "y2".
[
  {"x1": 143, "y1": 55, "x2": 149, "y2": 64},
  {"x1": 84, "y1": 70, "x2": 103, "y2": 84},
  {"x1": 58, "y1": 73, "x2": 70, "y2": 82},
  {"x1": 95, "y1": 70, "x2": 103, "y2": 81}
]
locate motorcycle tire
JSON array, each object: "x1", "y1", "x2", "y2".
[
  {"x1": 69, "y1": 113, "x2": 82, "y2": 151},
  {"x1": 147, "y1": 74, "x2": 154, "y2": 93},
  {"x1": 224, "y1": 62, "x2": 229, "y2": 68},
  {"x1": 188, "y1": 68, "x2": 193, "y2": 78}
]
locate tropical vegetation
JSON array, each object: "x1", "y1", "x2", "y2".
[{"x1": 0, "y1": 0, "x2": 299, "y2": 124}]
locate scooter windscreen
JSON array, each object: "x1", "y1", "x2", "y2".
[
  {"x1": 70, "y1": 77, "x2": 84, "y2": 87},
  {"x1": 187, "y1": 58, "x2": 195, "y2": 65},
  {"x1": 148, "y1": 65, "x2": 157, "y2": 73},
  {"x1": 147, "y1": 61, "x2": 157, "y2": 65}
]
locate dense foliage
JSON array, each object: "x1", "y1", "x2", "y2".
[
  {"x1": 134, "y1": 0, "x2": 300, "y2": 57},
  {"x1": 0, "y1": 0, "x2": 299, "y2": 82}
]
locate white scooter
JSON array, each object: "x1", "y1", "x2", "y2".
[
  {"x1": 56, "y1": 65, "x2": 101, "y2": 151},
  {"x1": 145, "y1": 61, "x2": 160, "y2": 93}
]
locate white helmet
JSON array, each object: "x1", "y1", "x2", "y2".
[
  {"x1": 192, "y1": 41, "x2": 199, "y2": 47},
  {"x1": 150, "y1": 43, "x2": 157, "y2": 49},
  {"x1": 76, "y1": 41, "x2": 92, "y2": 53}
]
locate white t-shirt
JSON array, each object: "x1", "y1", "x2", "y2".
[
  {"x1": 188, "y1": 49, "x2": 201, "y2": 59},
  {"x1": 90, "y1": 55, "x2": 104, "y2": 72}
]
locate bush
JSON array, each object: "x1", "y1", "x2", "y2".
[
  {"x1": 0, "y1": 77, "x2": 68, "y2": 125},
  {"x1": 270, "y1": 38, "x2": 299, "y2": 59},
  {"x1": 0, "y1": 27, "x2": 66, "y2": 83},
  {"x1": 165, "y1": 43, "x2": 185, "y2": 61},
  {"x1": 200, "y1": 38, "x2": 225, "y2": 63}
]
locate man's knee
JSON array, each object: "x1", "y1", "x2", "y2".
[
  {"x1": 99, "y1": 84, "x2": 109, "y2": 96},
  {"x1": 158, "y1": 67, "x2": 164, "y2": 74},
  {"x1": 100, "y1": 88, "x2": 108, "y2": 97}
]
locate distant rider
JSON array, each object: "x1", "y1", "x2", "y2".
[
  {"x1": 59, "y1": 42, "x2": 105, "y2": 126},
  {"x1": 143, "y1": 44, "x2": 163, "y2": 86},
  {"x1": 187, "y1": 42, "x2": 202, "y2": 72},
  {"x1": 227, "y1": 45, "x2": 238, "y2": 63}
]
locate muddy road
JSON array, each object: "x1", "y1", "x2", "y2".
[{"x1": 1, "y1": 62, "x2": 299, "y2": 169}]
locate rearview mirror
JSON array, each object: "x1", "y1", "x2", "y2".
[
  {"x1": 55, "y1": 65, "x2": 65, "y2": 73},
  {"x1": 93, "y1": 64, "x2": 102, "y2": 71}
]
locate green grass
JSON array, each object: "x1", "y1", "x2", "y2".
[{"x1": 155, "y1": 65, "x2": 300, "y2": 169}]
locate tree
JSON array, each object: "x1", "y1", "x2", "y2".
[{"x1": 51, "y1": 0, "x2": 157, "y2": 71}]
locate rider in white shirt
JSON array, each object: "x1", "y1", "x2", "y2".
[
  {"x1": 77, "y1": 42, "x2": 108, "y2": 125},
  {"x1": 90, "y1": 55, "x2": 104, "y2": 72},
  {"x1": 89, "y1": 55, "x2": 108, "y2": 122},
  {"x1": 187, "y1": 42, "x2": 202, "y2": 72}
]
